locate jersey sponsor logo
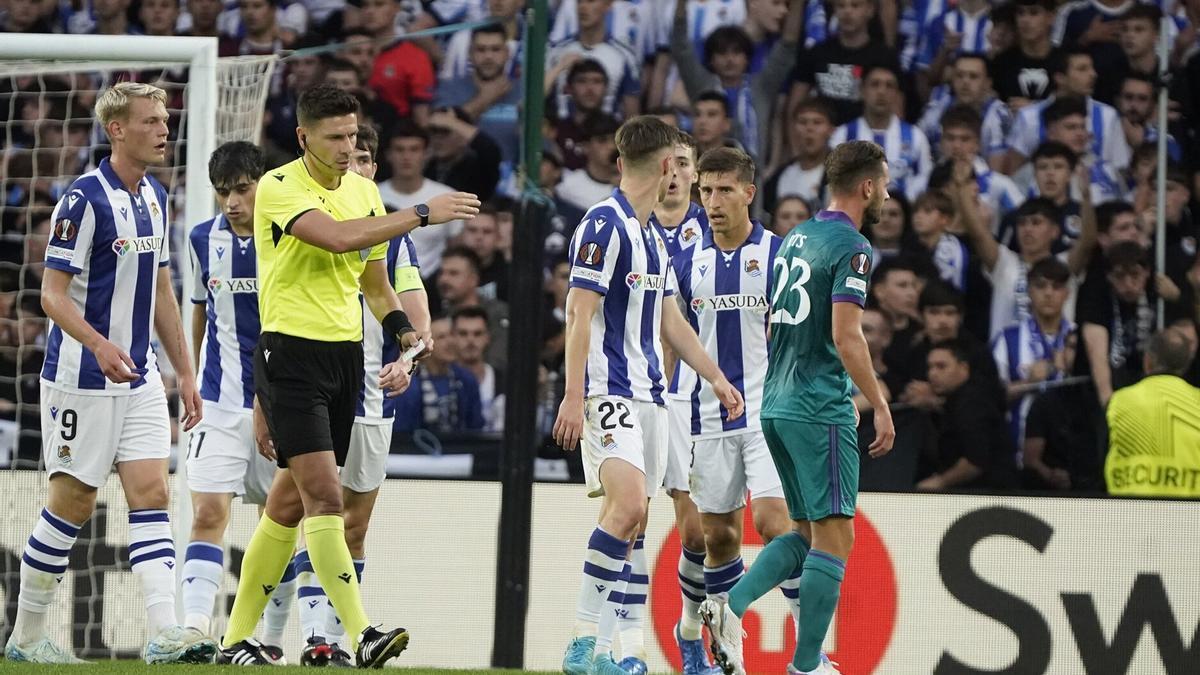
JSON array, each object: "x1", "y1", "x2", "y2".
[
  {"x1": 744, "y1": 258, "x2": 762, "y2": 277},
  {"x1": 579, "y1": 242, "x2": 604, "y2": 266},
  {"x1": 208, "y1": 277, "x2": 259, "y2": 295},
  {"x1": 626, "y1": 273, "x2": 666, "y2": 291},
  {"x1": 53, "y1": 219, "x2": 77, "y2": 241},
  {"x1": 691, "y1": 294, "x2": 769, "y2": 313},
  {"x1": 845, "y1": 277, "x2": 868, "y2": 292},
  {"x1": 850, "y1": 252, "x2": 871, "y2": 275},
  {"x1": 111, "y1": 236, "x2": 162, "y2": 257}
]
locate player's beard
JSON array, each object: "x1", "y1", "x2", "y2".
[{"x1": 862, "y1": 190, "x2": 885, "y2": 228}]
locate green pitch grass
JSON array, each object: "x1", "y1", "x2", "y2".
[{"x1": 0, "y1": 663, "x2": 560, "y2": 674}]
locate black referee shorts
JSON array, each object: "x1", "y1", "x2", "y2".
[{"x1": 254, "y1": 332, "x2": 363, "y2": 468}]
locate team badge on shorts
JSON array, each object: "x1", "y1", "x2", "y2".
[
  {"x1": 602, "y1": 433, "x2": 617, "y2": 450},
  {"x1": 851, "y1": 252, "x2": 871, "y2": 275},
  {"x1": 57, "y1": 445, "x2": 72, "y2": 466},
  {"x1": 744, "y1": 258, "x2": 762, "y2": 277}
]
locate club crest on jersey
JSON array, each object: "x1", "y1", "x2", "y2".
[
  {"x1": 53, "y1": 219, "x2": 77, "y2": 241},
  {"x1": 744, "y1": 259, "x2": 762, "y2": 277},
  {"x1": 150, "y1": 201, "x2": 160, "y2": 220},
  {"x1": 602, "y1": 433, "x2": 616, "y2": 450},
  {"x1": 579, "y1": 242, "x2": 604, "y2": 266},
  {"x1": 57, "y1": 445, "x2": 72, "y2": 466},
  {"x1": 682, "y1": 227, "x2": 698, "y2": 242},
  {"x1": 850, "y1": 252, "x2": 871, "y2": 275}
]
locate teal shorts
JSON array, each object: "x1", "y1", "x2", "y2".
[{"x1": 762, "y1": 418, "x2": 859, "y2": 521}]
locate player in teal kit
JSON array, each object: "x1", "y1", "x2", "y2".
[{"x1": 700, "y1": 141, "x2": 896, "y2": 675}]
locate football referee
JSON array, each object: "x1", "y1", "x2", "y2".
[{"x1": 217, "y1": 85, "x2": 479, "y2": 667}]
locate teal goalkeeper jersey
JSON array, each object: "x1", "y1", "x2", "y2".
[{"x1": 762, "y1": 210, "x2": 874, "y2": 425}]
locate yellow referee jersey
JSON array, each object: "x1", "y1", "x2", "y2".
[
  {"x1": 254, "y1": 158, "x2": 388, "y2": 342},
  {"x1": 1105, "y1": 374, "x2": 1200, "y2": 498}
]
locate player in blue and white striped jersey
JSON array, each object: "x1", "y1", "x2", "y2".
[
  {"x1": 8, "y1": 82, "x2": 215, "y2": 666},
  {"x1": 830, "y1": 65, "x2": 934, "y2": 201},
  {"x1": 555, "y1": 117, "x2": 743, "y2": 675},
  {"x1": 646, "y1": 135, "x2": 720, "y2": 675},
  {"x1": 673, "y1": 149, "x2": 810, "y2": 673}
]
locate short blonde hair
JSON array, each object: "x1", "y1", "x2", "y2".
[{"x1": 95, "y1": 82, "x2": 168, "y2": 133}]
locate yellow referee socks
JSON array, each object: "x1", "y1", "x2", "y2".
[
  {"x1": 305, "y1": 515, "x2": 370, "y2": 646},
  {"x1": 222, "y1": 515, "x2": 298, "y2": 647}
]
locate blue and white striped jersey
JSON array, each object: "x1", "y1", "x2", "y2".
[
  {"x1": 650, "y1": 202, "x2": 709, "y2": 400},
  {"x1": 672, "y1": 221, "x2": 780, "y2": 437},
  {"x1": 899, "y1": 0, "x2": 947, "y2": 71},
  {"x1": 568, "y1": 188, "x2": 676, "y2": 405},
  {"x1": 991, "y1": 316, "x2": 1074, "y2": 446},
  {"x1": 551, "y1": 0, "x2": 657, "y2": 61},
  {"x1": 42, "y1": 158, "x2": 171, "y2": 393},
  {"x1": 356, "y1": 234, "x2": 420, "y2": 421},
  {"x1": 919, "y1": 95, "x2": 1011, "y2": 159},
  {"x1": 189, "y1": 216, "x2": 259, "y2": 412},
  {"x1": 655, "y1": 0, "x2": 746, "y2": 60},
  {"x1": 915, "y1": 7, "x2": 991, "y2": 71},
  {"x1": 974, "y1": 157, "x2": 1025, "y2": 217},
  {"x1": 830, "y1": 116, "x2": 933, "y2": 201},
  {"x1": 1006, "y1": 96, "x2": 1131, "y2": 169},
  {"x1": 548, "y1": 37, "x2": 641, "y2": 120}
]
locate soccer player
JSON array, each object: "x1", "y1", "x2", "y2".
[
  {"x1": 674, "y1": 148, "x2": 815, "y2": 671},
  {"x1": 216, "y1": 84, "x2": 478, "y2": 667},
  {"x1": 701, "y1": 140, "x2": 895, "y2": 675},
  {"x1": 181, "y1": 141, "x2": 297, "y2": 662},
  {"x1": 648, "y1": 134, "x2": 719, "y2": 675},
  {"x1": 555, "y1": 116, "x2": 745, "y2": 675},
  {"x1": 290, "y1": 122, "x2": 433, "y2": 666},
  {"x1": 6, "y1": 82, "x2": 216, "y2": 664}
]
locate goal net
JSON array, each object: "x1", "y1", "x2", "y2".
[{"x1": 0, "y1": 35, "x2": 275, "y2": 659}]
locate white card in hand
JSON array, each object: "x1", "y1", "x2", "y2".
[{"x1": 400, "y1": 339, "x2": 425, "y2": 362}]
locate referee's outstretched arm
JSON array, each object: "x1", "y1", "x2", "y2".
[{"x1": 287, "y1": 190, "x2": 481, "y2": 254}]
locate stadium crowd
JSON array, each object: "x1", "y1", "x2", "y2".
[{"x1": 3, "y1": 0, "x2": 1200, "y2": 496}]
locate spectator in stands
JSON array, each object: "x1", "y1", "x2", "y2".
[
  {"x1": 768, "y1": 195, "x2": 812, "y2": 236},
  {"x1": 787, "y1": 0, "x2": 899, "y2": 125},
  {"x1": 393, "y1": 316, "x2": 485, "y2": 434},
  {"x1": 453, "y1": 306, "x2": 505, "y2": 432},
  {"x1": 545, "y1": 0, "x2": 640, "y2": 121},
  {"x1": 998, "y1": 142, "x2": 1077, "y2": 254},
  {"x1": 1004, "y1": 50, "x2": 1130, "y2": 174},
  {"x1": 650, "y1": 0, "x2": 747, "y2": 108},
  {"x1": 555, "y1": 112, "x2": 620, "y2": 213},
  {"x1": 459, "y1": 204, "x2": 509, "y2": 301},
  {"x1": 377, "y1": 121, "x2": 464, "y2": 277},
  {"x1": 1105, "y1": 329, "x2": 1200, "y2": 498},
  {"x1": 1079, "y1": 241, "x2": 1158, "y2": 406},
  {"x1": 429, "y1": 246, "x2": 509, "y2": 369},
  {"x1": 435, "y1": 23, "x2": 523, "y2": 193},
  {"x1": 864, "y1": 196, "x2": 913, "y2": 269},
  {"x1": 364, "y1": 0, "x2": 435, "y2": 127},
  {"x1": 763, "y1": 98, "x2": 834, "y2": 213},
  {"x1": 137, "y1": 0, "x2": 179, "y2": 35},
  {"x1": 989, "y1": 0, "x2": 1058, "y2": 109},
  {"x1": 1116, "y1": 74, "x2": 1182, "y2": 164},
  {"x1": 992, "y1": 257, "x2": 1075, "y2": 450},
  {"x1": 424, "y1": 107, "x2": 502, "y2": 201},
  {"x1": 538, "y1": 144, "x2": 587, "y2": 263},
  {"x1": 441, "y1": 0, "x2": 522, "y2": 80},
  {"x1": 690, "y1": 91, "x2": 737, "y2": 156},
  {"x1": 552, "y1": 59, "x2": 609, "y2": 170},
  {"x1": 1, "y1": 0, "x2": 52, "y2": 32},
  {"x1": 872, "y1": 257, "x2": 924, "y2": 378},
  {"x1": 550, "y1": 0, "x2": 657, "y2": 74},
  {"x1": 541, "y1": 259, "x2": 570, "y2": 371},
  {"x1": 1054, "y1": 0, "x2": 1131, "y2": 105},
  {"x1": 956, "y1": 162, "x2": 1093, "y2": 340},
  {"x1": 918, "y1": 54, "x2": 1011, "y2": 166},
  {"x1": 1140, "y1": 165, "x2": 1198, "y2": 317},
  {"x1": 1023, "y1": 329, "x2": 1102, "y2": 491},
  {"x1": 912, "y1": 0, "x2": 993, "y2": 99},
  {"x1": 907, "y1": 190, "x2": 974, "y2": 293},
  {"x1": 221, "y1": 0, "x2": 284, "y2": 56},
  {"x1": 323, "y1": 57, "x2": 366, "y2": 97},
  {"x1": 920, "y1": 339, "x2": 1015, "y2": 490},
  {"x1": 1036, "y1": 98, "x2": 1124, "y2": 203},
  {"x1": 669, "y1": 0, "x2": 802, "y2": 163},
  {"x1": 179, "y1": 0, "x2": 222, "y2": 36},
  {"x1": 938, "y1": 105, "x2": 1024, "y2": 221},
  {"x1": 853, "y1": 306, "x2": 893, "y2": 414},
  {"x1": 830, "y1": 64, "x2": 933, "y2": 201}
]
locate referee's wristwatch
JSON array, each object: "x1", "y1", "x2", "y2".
[{"x1": 415, "y1": 203, "x2": 430, "y2": 227}]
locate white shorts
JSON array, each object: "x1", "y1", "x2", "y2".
[
  {"x1": 663, "y1": 398, "x2": 693, "y2": 495},
  {"x1": 581, "y1": 396, "x2": 667, "y2": 498},
  {"x1": 185, "y1": 406, "x2": 276, "y2": 505},
  {"x1": 40, "y1": 380, "x2": 171, "y2": 489},
  {"x1": 341, "y1": 420, "x2": 391, "y2": 493},
  {"x1": 689, "y1": 431, "x2": 785, "y2": 514}
]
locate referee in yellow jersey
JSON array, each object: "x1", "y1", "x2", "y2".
[
  {"x1": 217, "y1": 85, "x2": 479, "y2": 667},
  {"x1": 1105, "y1": 329, "x2": 1200, "y2": 498}
]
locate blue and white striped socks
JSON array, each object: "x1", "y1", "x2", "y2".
[
  {"x1": 261, "y1": 558, "x2": 297, "y2": 647},
  {"x1": 294, "y1": 549, "x2": 328, "y2": 642},
  {"x1": 13, "y1": 509, "x2": 79, "y2": 646},
  {"x1": 704, "y1": 556, "x2": 745, "y2": 599},
  {"x1": 781, "y1": 569, "x2": 802, "y2": 638},
  {"x1": 182, "y1": 541, "x2": 224, "y2": 635},
  {"x1": 575, "y1": 527, "x2": 629, "y2": 641},
  {"x1": 128, "y1": 509, "x2": 178, "y2": 635},
  {"x1": 677, "y1": 547, "x2": 707, "y2": 640},
  {"x1": 617, "y1": 536, "x2": 649, "y2": 661}
]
